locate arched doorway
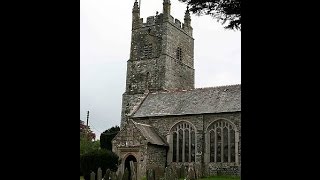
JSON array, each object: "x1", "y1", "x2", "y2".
[{"x1": 124, "y1": 155, "x2": 137, "y2": 180}]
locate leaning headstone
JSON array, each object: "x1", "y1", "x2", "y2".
[
  {"x1": 129, "y1": 161, "x2": 137, "y2": 180},
  {"x1": 90, "y1": 171, "x2": 96, "y2": 180},
  {"x1": 147, "y1": 168, "x2": 155, "y2": 180},
  {"x1": 122, "y1": 168, "x2": 129, "y2": 180},
  {"x1": 97, "y1": 167, "x2": 102, "y2": 180}
]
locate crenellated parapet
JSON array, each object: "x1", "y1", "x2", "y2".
[
  {"x1": 135, "y1": 14, "x2": 192, "y2": 36},
  {"x1": 132, "y1": 0, "x2": 192, "y2": 36}
]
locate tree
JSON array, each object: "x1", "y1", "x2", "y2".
[
  {"x1": 80, "y1": 120, "x2": 101, "y2": 177},
  {"x1": 80, "y1": 120, "x2": 99, "y2": 155},
  {"x1": 178, "y1": 0, "x2": 241, "y2": 30},
  {"x1": 80, "y1": 120, "x2": 96, "y2": 141},
  {"x1": 100, "y1": 126, "x2": 120, "y2": 150},
  {"x1": 80, "y1": 139, "x2": 100, "y2": 155}
]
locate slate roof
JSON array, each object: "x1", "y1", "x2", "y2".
[
  {"x1": 132, "y1": 84, "x2": 241, "y2": 117},
  {"x1": 132, "y1": 121, "x2": 168, "y2": 146}
]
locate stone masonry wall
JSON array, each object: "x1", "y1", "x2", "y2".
[
  {"x1": 112, "y1": 120, "x2": 148, "y2": 180},
  {"x1": 163, "y1": 56, "x2": 194, "y2": 90},
  {"x1": 163, "y1": 21, "x2": 194, "y2": 68},
  {"x1": 135, "y1": 115, "x2": 204, "y2": 165},
  {"x1": 146, "y1": 144, "x2": 167, "y2": 179},
  {"x1": 133, "y1": 111, "x2": 241, "y2": 176},
  {"x1": 161, "y1": 20, "x2": 194, "y2": 90},
  {"x1": 122, "y1": 16, "x2": 195, "y2": 127},
  {"x1": 121, "y1": 93, "x2": 146, "y2": 128}
]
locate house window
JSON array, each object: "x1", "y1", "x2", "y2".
[
  {"x1": 171, "y1": 121, "x2": 196, "y2": 162},
  {"x1": 208, "y1": 119, "x2": 237, "y2": 163}
]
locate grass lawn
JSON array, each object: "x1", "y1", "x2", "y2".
[
  {"x1": 80, "y1": 176, "x2": 84, "y2": 180},
  {"x1": 179, "y1": 176, "x2": 240, "y2": 180}
]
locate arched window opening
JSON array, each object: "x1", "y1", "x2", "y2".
[
  {"x1": 208, "y1": 120, "x2": 236, "y2": 163},
  {"x1": 170, "y1": 121, "x2": 196, "y2": 162}
]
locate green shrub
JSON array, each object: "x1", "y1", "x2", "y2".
[
  {"x1": 80, "y1": 149, "x2": 119, "y2": 179},
  {"x1": 100, "y1": 126, "x2": 120, "y2": 150}
]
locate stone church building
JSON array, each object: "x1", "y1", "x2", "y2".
[{"x1": 112, "y1": 0, "x2": 241, "y2": 179}]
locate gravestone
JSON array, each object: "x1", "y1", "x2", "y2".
[
  {"x1": 147, "y1": 168, "x2": 155, "y2": 180},
  {"x1": 90, "y1": 171, "x2": 96, "y2": 180},
  {"x1": 195, "y1": 164, "x2": 199, "y2": 179},
  {"x1": 104, "y1": 169, "x2": 111, "y2": 180},
  {"x1": 97, "y1": 167, "x2": 102, "y2": 180},
  {"x1": 110, "y1": 171, "x2": 117, "y2": 180},
  {"x1": 164, "y1": 167, "x2": 169, "y2": 180},
  {"x1": 164, "y1": 166, "x2": 175, "y2": 180},
  {"x1": 130, "y1": 161, "x2": 137, "y2": 180},
  {"x1": 180, "y1": 166, "x2": 187, "y2": 178},
  {"x1": 185, "y1": 166, "x2": 188, "y2": 178},
  {"x1": 170, "y1": 165, "x2": 178, "y2": 179},
  {"x1": 122, "y1": 168, "x2": 129, "y2": 180},
  {"x1": 155, "y1": 166, "x2": 163, "y2": 180},
  {"x1": 186, "y1": 165, "x2": 196, "y2": 180}
]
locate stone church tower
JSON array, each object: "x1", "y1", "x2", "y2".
[
  {"x1": 121, "y1": 0, "x2": 194, "y2": 128},
  {"x1": 113, "y1": 1, "x2": 241, "y2": 179}
]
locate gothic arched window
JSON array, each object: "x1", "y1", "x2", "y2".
[
  {"x1": 208, "y1": 120, "x2": 236, "y2": 163},
  {"x1": 176, "y1": 47, "x2": 182, "y2": 62},
  {"x1": 170, "y1": 121, "x2": 196, "y2": 162}
]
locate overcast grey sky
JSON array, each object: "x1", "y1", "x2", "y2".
[{"x1": 80, "y1": 0, "x2": 241, "y2": 139}]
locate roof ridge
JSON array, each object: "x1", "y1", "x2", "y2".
[
  {"x1": 148, "y1": 84, "x2": 241, "y2": 94},
  {"x1": 195, "y1": 84, "x2": 241, "y2": 90},
  {"x1": 150, "y1": 88, "x2": 194, "y2": 94}
]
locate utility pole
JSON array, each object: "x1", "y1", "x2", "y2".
[{"x1": 86, "y1": 111, "x2": 89, "y2": 126}]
